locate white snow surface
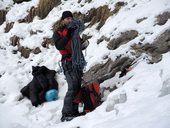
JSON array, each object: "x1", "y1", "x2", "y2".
[{"x1": 0, "y1": 0, "x2": 170, "y2": 128}]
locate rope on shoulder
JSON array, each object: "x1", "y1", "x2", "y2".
[{"x1": 67, "y1": 19, "x2": 86, "y2": 71}]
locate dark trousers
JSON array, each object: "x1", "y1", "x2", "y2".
[{"x1": 62, "y1": 61, "x2": 83, "y2": 115}]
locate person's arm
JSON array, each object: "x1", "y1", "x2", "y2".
[
  {"x1": 53, "y1": 31, "x2": 70, "y2": 50},
  {"x1": 53, "y1": 28, "x2": 75, "y2": 50}
]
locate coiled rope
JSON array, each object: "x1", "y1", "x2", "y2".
[{"x1": 67, "y1": 19, "x2": 86, "y2": 71}]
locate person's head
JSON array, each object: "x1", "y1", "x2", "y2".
[{"x1": 61, "y1": 11, "x2": 73, "y2": 26}]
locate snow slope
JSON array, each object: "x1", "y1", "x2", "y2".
[{"x1": 0, "y1": 0, "x2": 170, "y2": 128}]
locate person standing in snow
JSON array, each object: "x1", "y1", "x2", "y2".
[{"x1": 52, "y1": 11, "x2": 87, "y2": 122}]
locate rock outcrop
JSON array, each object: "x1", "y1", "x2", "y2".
[
  {"x1": 132, "y1": 29, "x2": 170, "y2": 63},
  {"x1": 83, "y1": 57, "x2": 133, "y2": 83}
]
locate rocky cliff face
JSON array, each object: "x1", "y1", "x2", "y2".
[{"x1": 1, "y1": 0, "x2": 170, "y2": 85}]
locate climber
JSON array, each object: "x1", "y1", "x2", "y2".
[{"x1": 53, "y1": 11, "x2": 88, "y2": 122}]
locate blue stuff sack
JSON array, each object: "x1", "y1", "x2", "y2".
[{"x1": 45, "y1": 89, "x2": 58, "y2": 101}]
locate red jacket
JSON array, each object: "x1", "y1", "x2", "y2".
[
  {"x1": 58, "y1": 28, "x2": 72, "y2": 56},
  {"x1": 53, "y1": 27, "x2": 72, "y2": 61}
]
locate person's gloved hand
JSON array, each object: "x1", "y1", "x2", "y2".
[{"x1": 66, "y1": 28, "x2": 75, "y2": 39}]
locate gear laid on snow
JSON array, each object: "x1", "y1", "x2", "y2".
[
  {"x1": 74, "y1": 81, "x2": 102, "y2": 112},
  {"x1": 20, "y1": 66, "x2": 58, "y2": 107},
  {"x1": 45, "y1": 89, "x2": 58, "y2": 101}
]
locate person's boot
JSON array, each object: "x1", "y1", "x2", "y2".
[
  {"x1": 77, "y1": 111, "x2": 86, "y2": 116},
  {"x1": 60, "y1": 113, "x2": 75, "y2": 122},
  {"x1": 73, "y1": 103, "x2": 79, "y2": 115}
]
